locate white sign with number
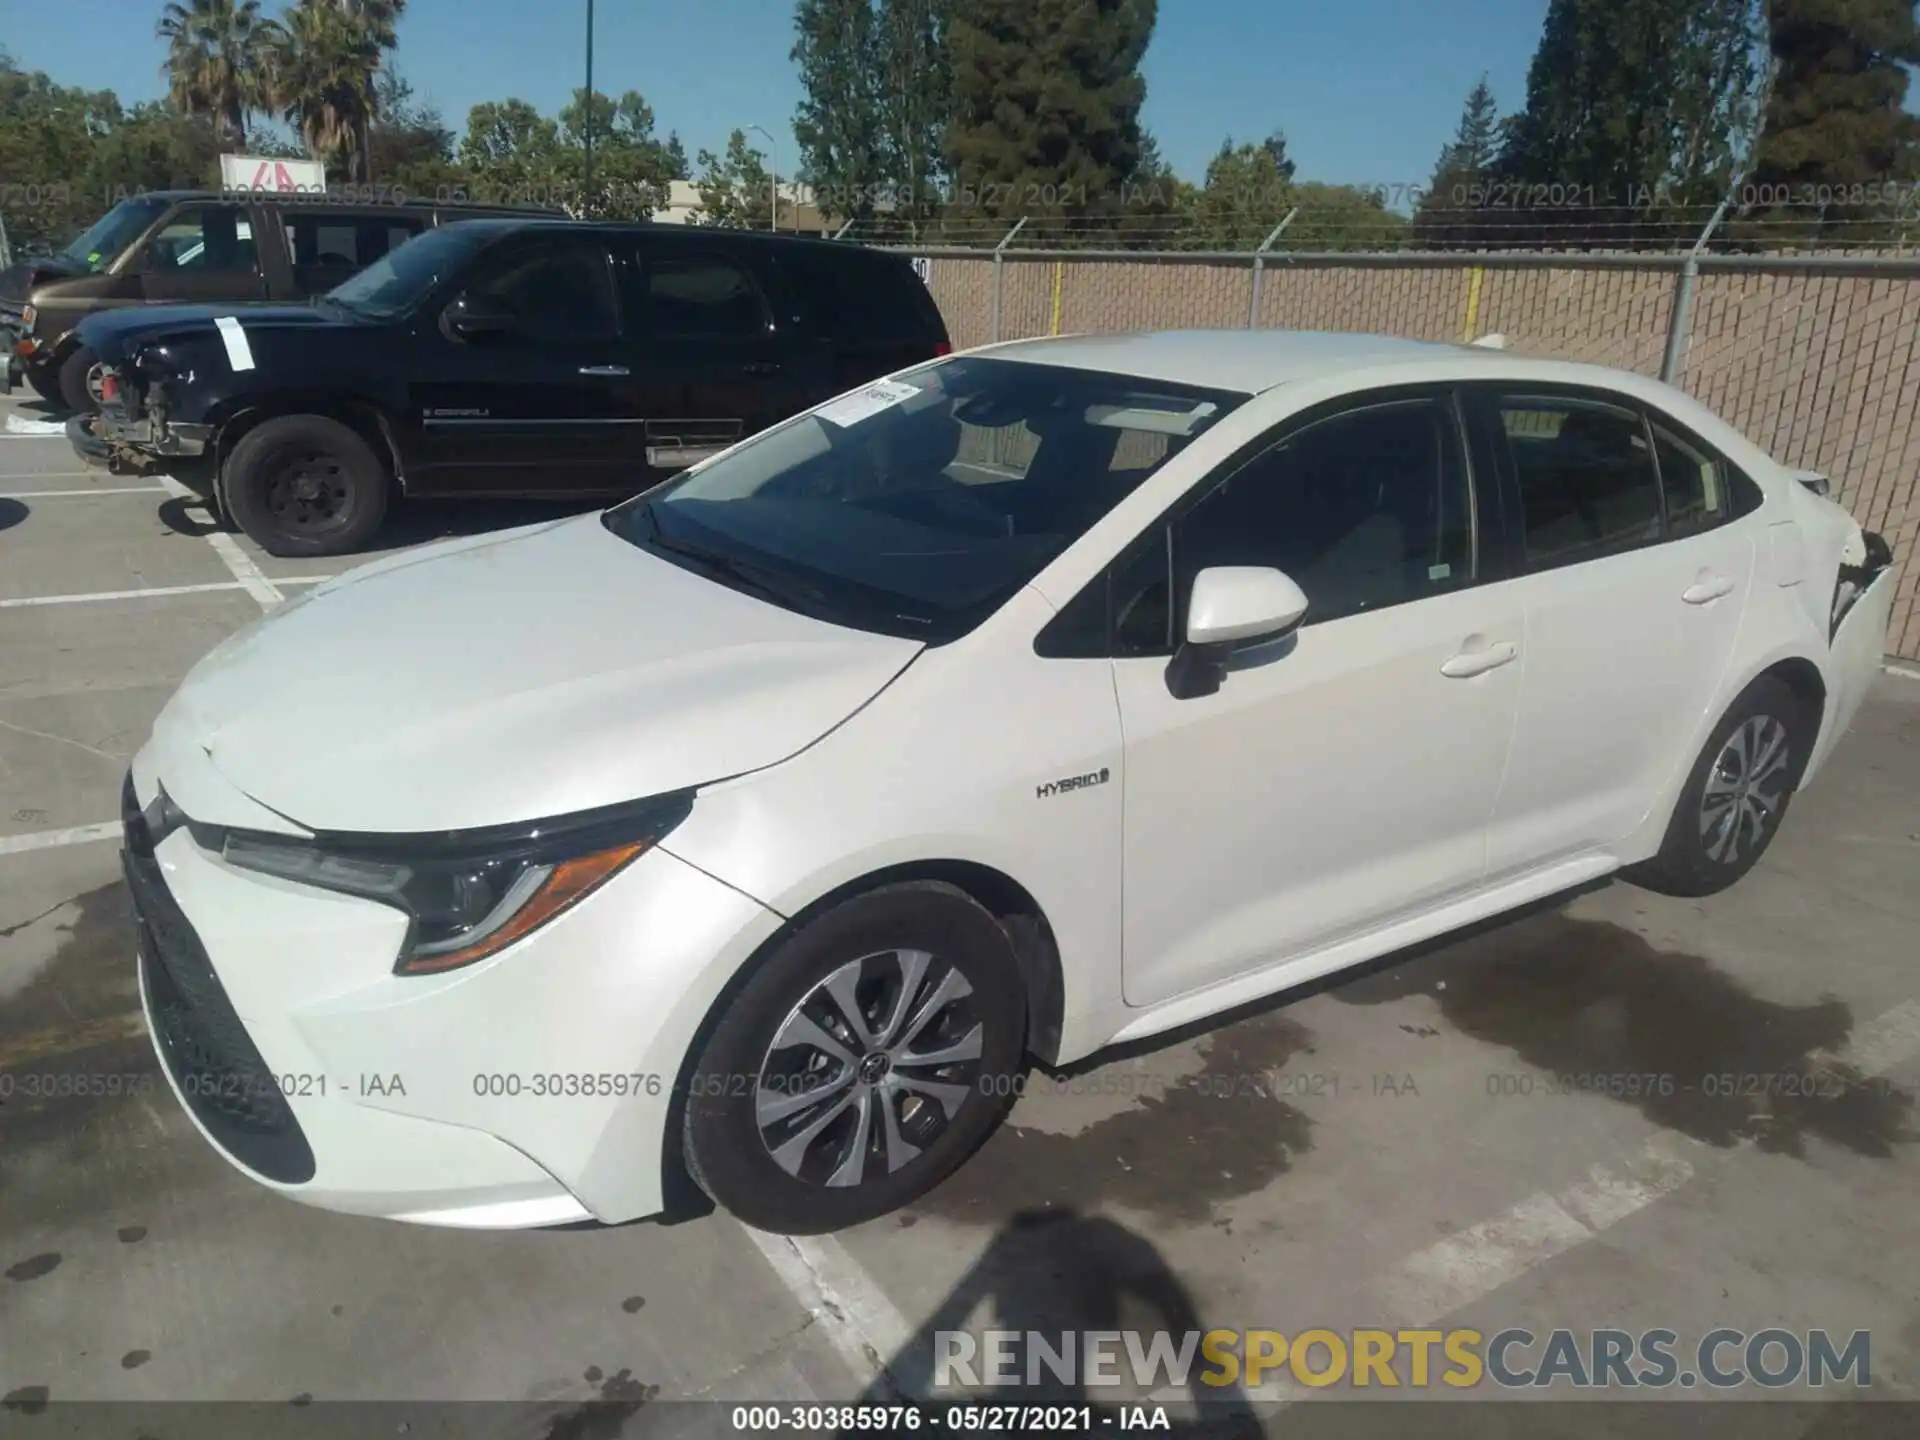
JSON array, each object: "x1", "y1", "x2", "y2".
[{"x1": 219, "y1": 155, "x2": 328, "y2": 194}]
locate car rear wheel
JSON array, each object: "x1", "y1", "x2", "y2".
[
  {"x1": 1625, "y1": 675, "x2": 1808, "y2": 897},
  {"x1": 221, "y1": 414, "x2": 390, "y2": 558},
  {"x1": 682, "y1": 884, "x2": 1026, "y2": 1234},
  {"x1": 57, "y1": 345, "x2": 106, "y2": 415}
]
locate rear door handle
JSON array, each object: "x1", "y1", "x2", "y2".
[
  {"x1": 1682, "y1": 574, "x2": 1735, "y2": 605},
  {"x1": 579, "y1": 364, "x2": 630, "y2": 377},
  {"x1": 1440, "y1": 641, "x2": 1519, "y2": 679}
]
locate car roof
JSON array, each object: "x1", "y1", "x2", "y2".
[
  {"x1": 430, "y1": 216, "x2": 903, "y2": 258},
  {"x1": 980, "y1": 329, "x2": 1501, "y2": 394}
]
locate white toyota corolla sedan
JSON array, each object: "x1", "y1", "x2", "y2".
[{"x1": 123, "y1": 330, "x2": 1897, "y2": 1234}]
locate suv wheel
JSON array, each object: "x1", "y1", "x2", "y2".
[
  {"x1": 57, "y1": 346, "x2": 106, "y2": 414},
  {"x1": 683, "y1": 884, "x2": 1026, "y2": 1233},
  {"x1": 221, "y1": 415, "x2": 390, "y2": 558},
  {"x1": 1625, "y1": 675, "x2": 1808, "y2": 897}
]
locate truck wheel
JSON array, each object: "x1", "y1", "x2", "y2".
[
  {"x1": 57, "y1": 346, "x2": 106, "y2": 414},
  {"x1": 222, "y1": 415, "x2": 390, "y2": 558},
  {"x1": 24, "y1": 362, "x2": 63, "y2": 407}
]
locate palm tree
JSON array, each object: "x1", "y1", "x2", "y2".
[
  {"x1": 271, "y1": 0, "x2": 406, "y2": 181},
  {"x1": 157, "y1": 0, "x2": 277, "y2": 149}
]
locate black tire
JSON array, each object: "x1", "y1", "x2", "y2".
[
  {"x1": 683, "y1": 884, "x2": 1026, "y2": 1234},
  {"x1": 23, "y1": 361, "x2": 63, "y2": 407},
  {"x1": 221, "y1": 414, "x2": 389, "y2": 558},
  {"x1": 57, "y1": 345, "x2": 104, "y2": 414},
  {"x1": 1625, "y1": 675, "x2": 1808, "y2": 897}
]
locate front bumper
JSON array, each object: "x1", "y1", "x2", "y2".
[{"x1": 123, "y1": 752, "x2": 783, "y2": 1228}]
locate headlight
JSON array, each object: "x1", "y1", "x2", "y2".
[{"x1": 219, "y1": 792, "x2": 693, "y2": 974}]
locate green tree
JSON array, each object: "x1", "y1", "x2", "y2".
[
  {"x1": 156, "y1": 0, "x2": 276, "y2": 149},
  {"x1": 874, "y1": 0, "x2": 953, "y2": 235},
  {"x1": 1747, "y1": 0, "x2": 1920, "y2": 219},
  {"x1": 1497, "y1": 0, "x2": 1759, "y2": 206},
  {"x1": 1414, "y1": 76, "x2": 1502, "y2": 243},
  {"x1": 1289, "y1": 182, "x2": 1409, "y2": 251},
  {"x1": 1188, "y1": 134, "x2": 1295, "y2": 249},
  {"x1": 559, "y1": 89, "x2": 679, "y2": 218},
  {"x1": 944, "y1": 0, "x2": 1157, "y2": 233},
  {"x1": 269, "y1": 0, "x2": 407, "y2": 181},
  {"x1": 694, "y1": 129, "x2": 776, "y2": 228},
  {"x1": 792, "y1": 0, "x2": 885, "y2": 224},
  {"x1": 369, "y1": 65, "x2": 464, "y2": 197},
  {"x1": 459, "y1": 97, "x2": 563, "y2": 200}
]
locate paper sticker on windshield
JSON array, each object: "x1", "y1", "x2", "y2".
[
  {"x1": 814, "y1": 379, "x2": 920, "y2": 429},
  {"x1": 214, "y1": 316, "x2": 255, "y2": 372}
]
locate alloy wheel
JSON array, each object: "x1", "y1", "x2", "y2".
[
  {"x1": 754, "y1": 949, "x2": 986, "y2": 1189},
  {"x1": 1700, "y1": 714, "x2": 1791, "y2": 864}
]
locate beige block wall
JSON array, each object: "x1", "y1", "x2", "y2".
[{"x1": 919, "y1": 252, "x2": 1920, "y2": 660}]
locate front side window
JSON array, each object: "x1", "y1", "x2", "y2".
[
  {"x1": 1171, "y1": 397, "x2": 1475, "y2": 630},
  {"x1": 604, "y1": 357, "x2": 1246, "y2": 641},
  {"x1": 1498, "y1": 396, "x2": 1662, "y2": 570},
  {"x1": 144, "y1": 206, "x2": 260, "y2": 273},
  {"x1": 466, "y1": 239, "x2": 619, "y2": 343}
]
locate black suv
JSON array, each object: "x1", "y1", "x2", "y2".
[
  {"x1": 70, "y1": 218, "x2": 953, "y2": 556},
  {"x1": 2, "y1": 190, "x2": 548, "y2": 413}
]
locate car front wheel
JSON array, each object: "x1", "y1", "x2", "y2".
[
  {"x1": 57, "y1": 345, "x2": 106, "y2": 414},
  {"x1": 221, "y1": 414, "x2": 390, "y2": 558},
  {"x1": 1626, "y1": 674, "x2": 1808, "y2": 897},
  {"x1": 24, "y1": 361, "x2": 63, "y2": 407},
  {"x1": 682, "y1": 884, "x2": 1026, "y2": 1234}
]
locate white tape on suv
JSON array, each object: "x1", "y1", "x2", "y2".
[{"x1": 214, "y1": 316, "x2": 255, "y2": 372}]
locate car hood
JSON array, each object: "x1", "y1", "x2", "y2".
[
  {"x1": 152, "y1": 514, "x2": 923, "y2": 834},
  {"x1": 1, "y1": 254, "x2": 89, "y2": 304},
  {"x1": 79, "y1": 302, "x2": 356, "y2": 357}
]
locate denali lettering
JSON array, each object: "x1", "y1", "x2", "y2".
[{"x1": 1037, "y1": 767, "x2": 1111, "y2": 799}]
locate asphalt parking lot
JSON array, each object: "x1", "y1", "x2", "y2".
[{"x1": 2, "y1": 382, "x2": 1918, "y2": 1439}]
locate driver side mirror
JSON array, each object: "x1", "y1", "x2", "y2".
[
  {"x1": 442, "y1": 291, "x2": 519, "y2": 340},
  {"x1": 1164, "y1": 566, "x2": 1309, "y2": 700}
]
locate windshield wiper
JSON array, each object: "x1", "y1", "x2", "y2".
[{"x1": 637, "y1": 503, "x2": 831, "y2": 615}]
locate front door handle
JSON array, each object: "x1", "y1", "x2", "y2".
[
  {"x1": 579, "y1": 364, "x2": 630, "y2": 377},
  {"x1": 1682, "y1": 573, "x2": 1735, "y2": 605},
  {"x1": 1440, "y1": 641, "x2": 1519, "y2": 679},
  {"x1": 742, "y1": 361, "x2": 783, "y2": 376}
]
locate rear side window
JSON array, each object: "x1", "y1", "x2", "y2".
[
  {"x1": 283, "y1": 212, "x2": 425, "y2": 291},
  {"x1": 773, "y1": 246, "x2": 941, "y2": 342},
  {"x1": 1496, "y1": 397, "x2": 1662, "y2": 571}
]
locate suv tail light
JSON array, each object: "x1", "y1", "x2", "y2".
[{"x1": 933, "y1": 341, "x2": 952, "y2": 356}]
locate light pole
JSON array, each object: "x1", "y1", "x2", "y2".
[
  {"x1": 581, "y1": 0, "x2": 596, "y2": 216},
  {"x1": 745, "y1": 124, "x2": 779, "y2": 231}
]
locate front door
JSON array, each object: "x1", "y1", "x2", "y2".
[
  {"x1": 1114, "y1": 392, "x2": 1523, "y2": 1009},
  {"x1": 1471, "y1": 388, "x2": 1757, "y2": 878},
  {"x1": 134, "y1": 204, "x2": 270, "y2": 304},
  {"x1": 407, "y1": 235, "x2": 642, "y2": 496}
]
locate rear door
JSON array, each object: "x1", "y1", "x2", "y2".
[
  {"x1": 1469, "y1": 385, "x2": 1758, "y2": 879},
  {"x1": 132, "y1": 202, "x2": 271, "y2": 304},
  {"x1": 618, "y1": 234, "x2": 811, "y2": 486},
  {"x1": 406, "y1": 233, "x2": 642, "y2": 496}
]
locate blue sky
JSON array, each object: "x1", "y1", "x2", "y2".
[{"x1": 4, "y1": 0, "x2": 1550, "y2": 187}]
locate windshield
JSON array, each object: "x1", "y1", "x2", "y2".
[
  {"x1": 604, "y1": 356, "x2": 1247, "y2": 642},
  {"x1": 60, "y1": 197, "x2": 170, "y2": 271},
  {"x1": 324, "y1": 223, "x2": 491, "y2": 319}
]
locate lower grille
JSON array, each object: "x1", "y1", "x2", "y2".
[{"x1": 123, "y1": 782, "x2": 316, "y2": 1184}]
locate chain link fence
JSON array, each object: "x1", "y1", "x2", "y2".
[{"x1": 872, "y1": 216, "x2": 1920, "y2": 664}]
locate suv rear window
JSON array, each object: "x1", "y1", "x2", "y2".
[{"x1": 774, "y1": 246, "x2": 942, "y2": 343}]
